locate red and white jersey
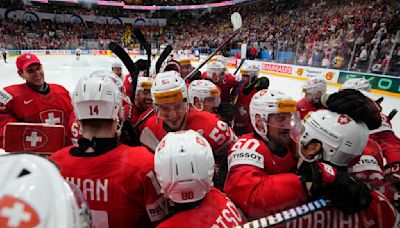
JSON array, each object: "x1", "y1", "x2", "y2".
[
  {"x1": 296, "y1": 97, "x2": 322, "y2": 120},
  {"x1": 233, "y1": 86, "x2": 258, "y2": 135},
  {"x1": 224, "y1": 133, "x2": 308, "y2": 219},
  {"x1": 67, "y1": 112, "x2": 81, "y2": 146},
  {"x1": 282, "y1": 191, "x2": 398, "y2": 228},
  {"x1": 0, "y1": 83, "x2": 73, "y2": 147},
  {"x1": 201, "y1": 72, "x2": 238, "y2": 103},
  {"x1": 140, "y1": 109, "x2": 236, "y2": 162},
  {"x1": 349, "y1": 138, "x2": 395, "y2": 202},
  {"x1": 123, "y1": 74, "x2": 133, "y2": 99},
  {"x1": 370, "y1": 114, "x2": 400, "y2": 165},
  {"x1": 157, "y1": 188, "x2": 245, "y2": 228},
  {"x1": 50, "y1": 144, "x2": 167, "y2": 228}
]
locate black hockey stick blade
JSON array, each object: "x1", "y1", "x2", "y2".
[
  {"x1": 388, "y1": 109, "x2": 398, "y2": 120},
  {"x1": 156, "y1": 45, "x2": 173, "y2": 74},
  {"x1": 133, "y1": 28, "x2": 151, "y2": 77}
]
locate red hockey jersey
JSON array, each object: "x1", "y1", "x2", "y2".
[
  {"x1": 0, "y1": 83, "x2": 73, "y2": 147},
  {"x1": 201, "y1": 72, "x2": 238, "y2": 103},
  {"x1": 157, "y1": 188, "x2": 245, "y2": 228},
  {"x1": 224, "y1": 133, "x2": 308, "y2": 219},
  {"x1": 140, "y1": 109, "x2": 236, "y2": 159},
  {"x1": 50, "y1": 144, "x2": 167, "y2": 228},
  {"x1": 233, "y1": 86, "x2": 258, "y2": 135},
  {"x1": 296, "y1": 97, "x2": 322, "y2": 120},
  {"x1": 370, "y1": 114, "x2": 400, "y2": 165}
]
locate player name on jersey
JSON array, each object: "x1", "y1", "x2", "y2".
[{"x1": 65, "y1": 177, "x2": 108, "y2": 202}]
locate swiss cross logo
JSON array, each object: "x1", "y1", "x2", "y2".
[
  {"x1": 161, "y1": 79, "x2": 170, "y2": 85},
  {"x1": 259, "y1": 90, "x2": 267, "y2": 96},
  {"x1": 157, "y1": 139, "x2": 166, "y2": 152},
  {"x1": 338, "y1": 115, "x2": 351, "y2": 125},
  {"x1": 0, "y1": 195, "x2": 40, "y2": 228},
  {"x1": 23, "y1": 128, "x2": 48, "y2": 150},
  {"x1": 39, "y1": 109, "x2": 64, "y2": 125},
  {"x1": 25, "y1": 55, "x2": 31, "y2": 60},
  {"x1": 196, "y1": 136, "x2": 206, "y2": 146}
]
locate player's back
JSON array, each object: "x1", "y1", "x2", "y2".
[
  {"x1": 50, "y1": 144, "x2": 166, "y2": 228},
  {"x1": 157, "y1": 188, "x2": 245, "y2": 228}
]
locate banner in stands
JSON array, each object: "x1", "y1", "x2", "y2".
[
  {"x1": 338, "y1": 71, "x2": 400, "y2": 94},
  {"x1": 291, "y1": 66, "x2": 339, "y2": 82}
]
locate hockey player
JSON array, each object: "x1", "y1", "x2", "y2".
[
  {"x1": 202, "y1": 60, "x2": 238, "y2": 103},
  {"x1": 111, "y1": 61, "x2": 123, "y2": 79},
  {"x1": 0, "y1": 153, "x2": 92, "y2": 228},
  {"x1": 76, "y1": 48, "x2": 81, "y2": 61},
  {"x1": 140, "y1": 71, "x2": 236, "y2": 189},
  {"x1": 224, "y1": 89, "x2": 372, "y2": 220},
  {"x1": 0, "y1": 53, "x2": 73, "y2": 148},
  {"x1": 179, "y1": 58, "x2": 193, "y2": 79},
  {"x1": 124, "y1": 76, "x2": 153, "y2": 125},
  {"x1": 1, "y1": 47, "x2": 7, "y2": 63},
  {"x1": 233, "y1": 64, "x2": 269, "y2": 135},
  {"x1": 188, "y1": 80, "x2": 221, "y2": 114},
  {"x1": 50, "y1": 72, "x2": 166, "y2": 227},
  {"x1": 154, "y1": 130, "x2": 245, "y2": 227},
  {"x1": 286, "y1": 109, "x2": 398, "y2": 227},
  {"x1": 341, "y1": 77, "x2": 400, "y2": 191},
  {"x1": 122, "y1": 59, "x2": 149, "y2": 99},
  {"x1": 296, "y1": 78, "x2": 327, "y2": 119}
]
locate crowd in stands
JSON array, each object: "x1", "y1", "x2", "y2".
[{"x1": 0, "y1": 0, "x2": 399, "y2": 75}]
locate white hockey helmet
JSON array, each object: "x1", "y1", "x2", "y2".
[
  {"x1": 87, "y1": 70, "x2": 123, "y2": 91},
  {"x1": 342, "y1": 78, "x2": 371, "y2": 92},
  {"x1": 210, "y1": 55, "x2": 227, "y2": 66},
  {"x1": 299, "y1": 110, "x2": 369, "y2": 166},
  {"x1": 111, "y1": 61, "x2": 122, "y2": 69},
  {"x1": 0, "y1": 154, "x2": 91, "y2": 228},
  {"x1": 302, "y1": 78, "x2": 327, "y2": 101},
  {"x1": 136, "y1": 76, "x2": 153, "y2": 93},
  {"x1": 73, "y1": 71, "x2": 123, "y2": 120},
  {"x1": 250, "y1": 89, "x2": 297, "y2": 141},
  {"x1": 188, "y1": 80, "x2": 221, "y2": 111},
  {"x1": 151, "y1": 71, "x2": 188, "y2": 105},
  {"x1": 155, "y1": 130, "x2": 215, "y2": 203},
  {"x1": 207, "y1": 61, "x2": 226, "y2": 74},
  {"x1": 240, "y1": 64, "x2": 259, "y2": 81}
]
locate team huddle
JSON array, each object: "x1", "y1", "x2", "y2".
[{"x1": 0, "y1": 52, "x2": 399, "y2": 228}]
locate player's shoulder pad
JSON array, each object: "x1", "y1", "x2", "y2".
[
  {"x1": 0, "y1": 88, "x2": 13, "y2": 105},
  {"x1": 228, "y1": 134, "x2": 264, "y2": 170}
]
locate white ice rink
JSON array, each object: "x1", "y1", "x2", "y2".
[{"x1": 1, "y1": 55, "x2": 399, "y2": 136}]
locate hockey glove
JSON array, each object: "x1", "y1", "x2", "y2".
[
  {"x1": 218, "y1": 102, "x2": 235, "y2": 124},
  {"x1": 320, "y1": 89, "x2": 381, "y2": 130},
  {"x1": 298, "y1": 161, "x2": 372, "y2": 214},
  {"x1": 254, "y1": 77, "x2": 270, "y2": 91}
]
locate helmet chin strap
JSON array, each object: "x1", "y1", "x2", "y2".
[{"x1": 297, "y1": 143, "x2": 322, "y2": 168}]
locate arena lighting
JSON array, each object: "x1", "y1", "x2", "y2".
[{"x1": 30, "y1": 0, "x2": 251, "y2": 10}]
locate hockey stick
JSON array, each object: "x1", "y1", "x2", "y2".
[
  {"x1": 183, "y1": 12, "x2": 242, "y2": 81},
  {"x1": 108, "y1": 42, "x2": 137, "y2": 81},
  {"x1": 132, "y1": 12, "x2": 242, "y2": 129},
  {"x1": 236, "y1": 173, "x2": 400, "y2": 228},
  {"x1": 133, "y1": 28, "x2": 151, "y2": 77},
  {"x1": 156, "y1": 45, "x2": 173, "y2": 74},
  {"x1": 388, "y1": 109, "x2": 398, "y2": 120}
]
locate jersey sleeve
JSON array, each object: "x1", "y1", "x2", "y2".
[
  {"x1": 224, "y1": 138, "x2": 308, "y2": 219},
  {"x1": 0, "y1": 88, "x2": 15, "y2": 116},
  {"x1": 370, "y1": 130, "x2": 400, "y2": 165},
  {"x1": 135, "y1": 148, "x2": 167, "y2": 223},
  {"x1": 202, "y1": 116, "x2": 237, "y2": 157}
]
